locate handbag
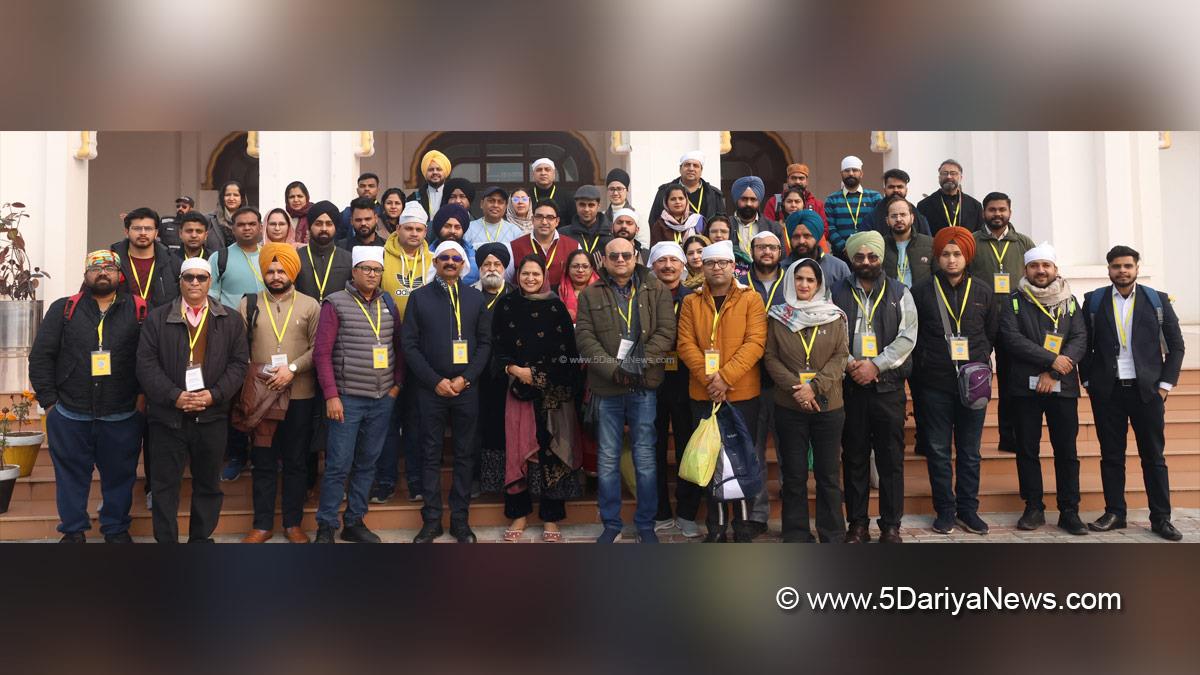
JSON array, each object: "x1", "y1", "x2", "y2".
[
  {"x1": 934, "y1": 281, "x2": 993, "y2": 409},
  {"x1": 678, "y1": 402, "x2": 722, "y2": 487}
]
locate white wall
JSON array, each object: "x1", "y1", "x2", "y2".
[{"x1": 1160, "y1": 131, "x2": 1200, "y2": 323}]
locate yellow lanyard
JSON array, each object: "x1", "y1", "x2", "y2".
[
  {"x1": 533, "y1": 185, "x2": 556, "y2": 203},
  {"x1": 96, "y1": 315, "x2": 106, "y2": 350},
  {"x1": 263, "y1": 291, "x2": 296, "y2": 348},
  {"x1": 673, "y1": 231, "x2": 684, "y2": 245},
  {"x1": 129, "y1": 258, "x2": 155, "y2": 300},
  {"x1": 483, "y1": 222, "x2": 501, "y2": 243},
  {"x1": 614, "y1": 285, "x2": 637, "y2": 334},
  {"x1": 737, "y1": 223, "x2": 755, "y2": 254},
  {"x1": 582, "y1": 234, "x2": 601, "y2": 254},
  {"x1": 1024, "y1": 291, "x2": 1063, "y2": 333},
  {"x1": 761, "y1": 274, "x2": 783, "y2": 307},
  {"x1": 990, "y1": 240, "x2": 1011, "y2": 271},
  {"x1": 1114, "y1": 291, "x2": 1134, "y2": 348},
  {"x1": 182, "y1": 304, "x2": 209, "y2": 364},
  {"x1": 798, "y1": 326, "x2": 818, "y2": 367},
  {"x1": 306, "y1": 246, "x2": 335, "y2": 300},
  {"x1": 487, "y1": 282, "x2": 505, "y2": 310},
  {"x1": 399, "y1": 248, "x2": 425, "y2": 287},
  {"x1": 846, "y1": 191, "x2": 864, "y2": 226},
  {"x1": 708, "y1": 298, "x2": 724, "y2": 344},
  {"x1": 352, "y1": 293, "x2": 383, "y2": 342},
  {"x1": 185, "y1": 250, "x2": 208, "y2": 260},
  {"x1": 942, "y1": 195, "x2": 962, "y2": 229},
  {"x1": 851, "y1": 279, "x2": 887, "y2": 329},
  {"x1": 935, "y1": 277, "x2": 972, "y2": 334},
  {"x1": 242, "y1": 246, "x2": 263, "y2": 283},
  {"x1": 686, "y1": 186, "x2": 703, "y2": 215},
  {"x1": 897, "y1": 251, "x2": 910, "y2": 277},
  {"x1": 534, "y1": 238, "x2": 559, "y2": 271},
  {"x1": 447, "y1": 281, "x2": 463, "y2": 339}
]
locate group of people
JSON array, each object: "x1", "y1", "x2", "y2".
[{"x1": 27, "y1": 149, "x2": 1187, "y2": 544}]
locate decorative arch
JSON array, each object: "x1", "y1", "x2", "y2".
[
  {"x1": 721, "y1": 132, "x2": 792, "y2": 208},
  {"x1": 406, "y1": 131, "x2": 600, "y2": 193},
  {"x1": 203, "y1": 131, "x2": 260, "y2": 207}
]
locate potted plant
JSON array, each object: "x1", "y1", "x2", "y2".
[
  {"x1": 0, "y1": 392, "x2": 44, "y2": 479},
  {"x1": 0, "y1": 201, "x2": 50, "y2": 394},
  {"x1": 0, "y1": 403, "x2": 25, "y2": 514}
]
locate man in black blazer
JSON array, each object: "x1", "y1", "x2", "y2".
[{"x1": 1080, "y1": 245, "x2": 1186, "y2": 541}]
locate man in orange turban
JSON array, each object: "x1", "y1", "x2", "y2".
[
  {"x1": 932, "y1": 225, "x2": 976, "y2": 264},
  {"x1": 259, "y1": 242, "x2": 301, "y2": 281}
]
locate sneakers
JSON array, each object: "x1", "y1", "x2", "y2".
[
  {"x1": 220, "y1": 458, "x2": 245, "y2": 482},
  {"x1": 314, "y1": 525, "x2": 335, "y2": 544},
  {"x1": 596, "y1": 527, "x2": 622, "y2": 544},
  {"x1": 340, "y1": 522, "x2": 382, "y2": 543},
  {"x1": 675, "y1": 517, "x2": 702, "y2": 539},
  {"x1": 956, "y1": 512, "x2": 990, "y2": 535},
  {"x1": 59, "y1": 532, "x2": 86, "y2": 543},
  {"x1": 653, "y1": 518, "x2": 675, "y2": 532},
  {"x1": 636, "y1": 529, "x2": 659, "y2": 543},
  {"x1": 369, "y1": 483, "x2": 395, "y2": 505},
  {"x1": 1017, "y1": 506, "x2": 1046, "y2": 531},
  {"x1": 104, "y1": 531, "x2": 134, "y2": 544},
  {"x1": 931, "y1": 512, "x2": 956, "y2": 534}
]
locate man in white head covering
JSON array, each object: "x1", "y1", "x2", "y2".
[
  {"x1": 998, "y1": 240, "x2": 1089, "y2": 536},
  {"x1": 649, "y1": 150, "x2": 725, "y2": 227},
  {"x1": 825, "y1": 154, "x2": 883, "y2": 258}
]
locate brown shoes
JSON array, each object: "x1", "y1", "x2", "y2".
[
  {"x1": 242, "y1": 529, "x2": 274, "y2": 543},
  {"x1": 878, "y1": 526, "x2": 903, "y2": 544},
  {"x1": 843, "y1": 523, "x2": 870, "y2": 544},
  {"x1": 284, "y1": 527, "x2": 310, "y2": 544}
]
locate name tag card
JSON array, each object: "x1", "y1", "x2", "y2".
[
  {"x1": 799, "y1": 371, "x2": 816, "y2": 385},
  {"x1": 373, "y1": 345, "x2": 389, "y2": 370},
  {"x1": 993, "y1": 274, "x2": 1010, "y2": 294},
  {"x1": 1029, "y1": 376, "x2": 1062, "y2": 393},
  {"x1": 91, "y1": 350, "x2": 111, "y2": 376},
  {"x1": 452, "y1": 339, "x2": 469, "y2": 365},
  {"x1": 860, "y1": 334, "x2": 879, "y2": 358},
  {"x1": 704, "y1": 349, "x2": 721, "y2": 376},
  {"x1": 1043, "y1": 332, "x2": 1063, "y2": 355},
  {"x1": 664, "y1": 351, "x2": 679, "y2": 372},
  {"x1": 271, "y1": 353, "x2": 289, "y2": 369},
  {"x1": 950, "y1": 337, "x2": 970, "y2": 361},
  {"x1": 185, "y1": 365, "x2": 205, "y2": 391},
  {"x1": 616, "y1": 338, "x2": 635, "y2": 361}
]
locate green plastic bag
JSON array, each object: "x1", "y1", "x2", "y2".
[{"x1": 678, "y1": 402, "x2": 723, "y2": 487}]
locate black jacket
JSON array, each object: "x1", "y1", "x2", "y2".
[
  {"x1": 110, "y1": 240, "x2": 181, "y2": 309},
  {"x1": 917, "y1": 191, "x2": 984, "y2": 236},
  {"x1": 28, "y1": 291, "x2": 144, "y2": 417},
  {"x1": 295, "y1": 243, "x2": 353, "y2": 303},
  {"x1": 1080, "y1": 284, "x2": 1186, "y2": 403},
  {"x1": 335, "y1": 232, "x2": 386, "y2": 252},
  {"x1": 999, "y1": 290, "x2": 1087, "y2": 397},
  {"x1": 862, "y1": 199, "x2": 931, "y2": 236},
  {"x1": 648, "y1": 178, "x2": 724, "y2": 226},
  {"x1": 558, "y1": 214, "x2": 613, "y2": 265},
  {"x1": 910, "y1": 272, "x2": 1000, "y2": 393},
  {"x1": 136, "y1": 298, "x2": 249, "y2": 428},
  {"x1": 402, "y1": 279, "x2": 492, "y2": 387}
]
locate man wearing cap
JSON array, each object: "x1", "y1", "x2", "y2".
[
  {"x1": 825, "y1": 156, "x2": 883, "y2": 259},
  {"x1": 861, "y1": 169, "x2": 931, "y2": 235},
  {"x1": 576, "y1": 236, "x2": 677, "y2": 543},
  {"x1": 784, "y1": 210, "x2": 851, "y2": 291},
  {"x1": 729, "y1": 176, "x2": 787, "y2": 262},
  {"x1": 910, "y1": 226, "x2": 999, "y2": 536},
  {"x1": 408, "y1": 150, "x2": 451, "y2": 217},
  {"x1": 880, "y1": 195, "x2": 936, "y2": 288},
  {"x1": 338, "y1": 172, "x2": 382, "y2": 241},
  {"x1": 763, "y1": 163, "x2": 828, "y2": 230},
  {"x1": 29, "y1": 250, "x2": 147, "y2": 543},
  {"x1": 235, "y1": 244, "x2": 321, "y2": 543},
  {"x1": 676, "y1": 239, "x2": 768, "y2": 542},
  {"x1": 430, "y1": 203, "x2": 480, "y2": 286},
  {"x1": 529, "y1": 157, "x2": 574, "y2": 224},
  {"x1": 610, "y1": 208, "x2": 647, "y2": 266},
  {"x1": 159, "y1": 195, "x2": 197, "y2": 257},
  {"x1": 111, "y1": 207, "x2": 182, "y2": 310},
  {"x1": 968, "y1": 191, "x2": 1034, "y2": 455},
  {"x1": 998, "y1": 242, "x2": 1088, "y2": 535},
  {"x1": 917, "y1": 159, "x2": 984, "y2": 236},
  {"x1": 832, "y1": 231, "x2": 919, "y2": 544},
  {"x1": 136, "y1": 256, "x2": 250, "y2": 543},
  {"x1": 297, "y1": 200, "x2": 354, "y2": 304},
  {"x1": 337, "y1": 196, "x2": 388, "y2": 251},
  {"x1": 404, "y1": 240, "x2": 492, "y2": 544},
  {"x1": 646, "y1": 241, "x2": 702, "y2": 536},
  {"x1": 508, "y1": 200, "x2": 581, "y2": 292},
  {"x1": 465, "y1": 186, "x2": 522, "y2": 250},
  {"x1": 649, "y1": 151, "x2": 724, "y2": 226},
  {"x1": 559, "y1": 185, "x2": 612, "y2": 262},
  {"x1": 312, "y1": 246, "x2": 404, "y2": 544}
]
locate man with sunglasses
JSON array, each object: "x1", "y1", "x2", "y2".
[
  {"x1": 508, "y1": 200, "x2": 580, "y2": 292},
  {"x1": 136, "y1": 257, "x2": 249, "y2": 543},
  {"x1": 30, "y1": 250, "x2": 148, "y2": 543},
  {"x1": 404, "y1": 240, "x2": 492, "y2": 543},
  {"x1": 312, "y1": 247, "x2": 404, "y2": 544},
  {"x1": 576, "y1": 237, "x2": 677, "y2": 543}
]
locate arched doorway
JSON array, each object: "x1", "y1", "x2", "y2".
[
  {"x1": 204, "y1": 132, "x2": 260, "y2": 207},
  {"x1": 721, "y1": 132, "x2": 790, "y2": 210},
  {"x1": 410, "y1": 131, "x2": 599, "y2": 200}
]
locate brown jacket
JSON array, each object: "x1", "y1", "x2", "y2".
[
  {"x1": 575, "y1": 266, "x2": 677, "y2": 396},
  {"x1": 764, "y1": 317, "x2": 849, "y2": 412},
  {"x1": 238, "y1": 289, "x2": 321, "y2": 400},
  {"x1": 677, "y1": 283, "x2": 767, "y2": 402}
]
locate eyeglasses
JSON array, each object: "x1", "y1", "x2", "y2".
[
  {"x1": 128, "y1": 226, "x2": 156, "y2": 234},
  {"x1": 436, "y1": 254, "x2": 464, "y2": 263},
  {"x1": 852, "y1": 253, "x2": 881, "y2": 263},
  {"x1": 938, "y1": 170, "x2": 962, "y2": 178},
  {"x1": 569, "y1": 263, "x2": 592, "y2": 271},
  {"x1": 532, "y1": 214, "x2": 558, "y2": 222},
  {"x1": 511, "y1": 195, "x2": 530, "y2": 203},
  {"x1": 607, "y1": 186, "x2": 627, "y2": 193},
  {"x1": 606, "y1": 251, "x2": 635, "y2": 262},
  {"x1": 752, "y1": 244, "x2": 781, "y2": 252},
  {"x1": 354, "y1": 266, "x2": 383, "y2": 275},
  {"x1": 87, "y1": 264, "x2": 120, "y2": 273},
  {"x1": 181, "y1": 274, "x2": 210, "y2": 284},
  {"x1": 702, "y1": 260, "x2": 733, "y2": 269}
]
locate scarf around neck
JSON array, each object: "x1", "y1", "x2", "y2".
[
  {"x1": 661, "y1": 210, "x2": 704, "y2": 234},
  {"x1": 1018, "y1": 275, "x2": 1074, "y2": 313},
  {"x1": 767, "y1": 259, "x2": 846, "y2": 332}
]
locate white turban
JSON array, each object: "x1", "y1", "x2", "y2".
[
  {"x1": 530, "y1": 157, "x2": 555, "y2": 172},
  {"x1": 180, "y1": 257, "x2": 211, "y2": 275},
  {"x1": 647, "y1": 241, "x2": 686, "y2": 267},
  {"x1": 751, "y1": 230, "x2": 780, "y2": 246},
  {"x1": 426, "y1": 240, "x2": 471, "y2": 281},
  {"x1": 398, "y1": 201, "x2": 428, "y2": 225},
  {"x1": 1024, "y1": 241, "x2": 1057, "y2": 266},
  {"x1": 841, "y1": 155, "x2": 864, "y2": 171},
  {"x1": 701, "y1": 240, "x2": 734, "y2": 262},
  {"x1": 679, "y1": 150, "x2": 705, "y2": 166},
  {"x1": 611, "y1": 207, "x2": 638, "y2": 224},
  {"x1": 352, "y1": 246, "x2": 385, "y2": 267}
]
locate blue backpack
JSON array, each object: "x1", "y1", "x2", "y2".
[{"x1": 1086, "y1": 285, "x2": 1167, "y2": 355}]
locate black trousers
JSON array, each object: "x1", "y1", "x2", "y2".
[
  {"x1": 995, "y1": 345, "x2": 1016, "y2": 453},
  {"x1": 148, "y1": 418, "x2": 226, "y2": 543},
  {"x1": 655, "y1": 384, "x2": 701, "y2": 521},
  {"x1": 251, "y1": 398, "x2": 315, "y2": 530},
  {"x1": 417, "y1": 386, "x2": 478, "y2": 526},
  {"x1": 1091, "y1": 384, "x2": 1172, "y2": 523},
  {"x1": 690, "y1": 398, "x2": 759, "y2": 534},
  {"x1": 775, "y1": 405, "x2": 846, "y2": 542},
  {"x1": 1011, "y1": 395, "x2": 1080, "y2": 513},
  {"x1": 504, "y1": 490, "x2": 566, "y2": 522},
  {"x1": 842, "y1": 385, "x2": 906, "y2": 530}
]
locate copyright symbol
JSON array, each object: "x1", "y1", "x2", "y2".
[{"x1": 775, "y1": 586, "x2": 800, "y2": 611}]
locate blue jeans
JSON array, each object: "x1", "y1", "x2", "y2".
[
  {"x1": 46, "y1": 407, "x2": 143, "y2": 535},
  {"x1": 919, "y1": 386, "x2": 987, "y2": 516},
  {"x1": 317, "y1": 394, "x2": 394, "y2": 528},
  {"x1": 596, "y1": 390, "x2": 658, "y2": 531},
  {"x1": 373, "y1": 370, "x2": 422, "y2": 493}
]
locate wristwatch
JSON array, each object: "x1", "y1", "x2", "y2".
[{"x1": 288, "y1": 363, "x2": 298, "y2": 373}]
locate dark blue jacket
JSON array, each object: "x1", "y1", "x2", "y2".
[{"x1": 402, "y1": 278, "x2": 492, "y2": 387}]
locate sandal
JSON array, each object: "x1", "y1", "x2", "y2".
[
  {"x1": 541, "y1": 529, "x2": 562, "y2": 543},
  {"x1": 503, "y1": 528, "x2": 524, "y2": 542}
]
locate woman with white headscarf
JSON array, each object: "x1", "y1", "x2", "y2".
[{"x1": 763, "y1": 258, "x2": 849, "y2": 544}]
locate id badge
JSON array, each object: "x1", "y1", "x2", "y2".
[
  {"x1": 373, "y1": 345, "x2": 389, "y2": 370},
  {"x1": 185, "y1": 365, "x2": 205, "y2": 391},
  {"x1": 616, "y1": 338, "x2": 635, "y2": 360},
  {"x1": 949, "y1": 337, "x2": 970, "y2": 361},
  {"x1": 452, "y1": 339, "x2": 469, "y2": 365},
  {"x1": 704, "y1": 349, "x2": 721, "y2": 376},
  {"x1": 798, "y1": 371, "x2": 816, "y2": 385},
  {"x1": 1043, "y1": 332, "x2": 1063, "y2": 355},
  {"x1": 270, "y1": 353, "x2": 289, "y2": 369},
  {"x1": 91, "y1": 350, "x2": 112, "y2": 376},
  {"x1": 992, "y1": 273, "x2": 1010, "y2": 294},
  {"x1": 664, "y1": 351, "x2": 679, "y2": 372},
  {"x1": 860, "y1": 333, "x2": 879, "y2": 358}
]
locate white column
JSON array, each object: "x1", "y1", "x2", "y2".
[
  {"x1": 0, "y1": 131, "x2": 90, "y2": 305},
  {"x1": 626, "y1": 131, "x2": 723, "y2": 219},
  {"x1": 258, "y1": 131, "x2": 363, "y2": 212}
]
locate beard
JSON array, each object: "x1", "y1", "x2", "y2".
[
  {"x1": 88, "y1": 278, "x2": 116, "y2": 295},
  {"x1": 481, "y1": 271, "x2": 504, "y2": 291},
  {"x1": 987, "y1": 216, "x2": 1009, "y2": 231},
  {"x1": 753, "y1": 261, "x2": 778, "y2": 276},
  {"x1": 843, "y1": 176, "x2": 860, "y2": 189},
  {"x1": 267, "y1": 280, "x2": 294, "y2": 294},
  {"x1": 792, "y1": 242, "x2": 815, "y2": 258},
  {"x1": 736, "y1": 205, "x2": 758, "y2": 221},
  {"x1": 853, "y1": 264, "x2": 882, "y2": 281},
  {"x1": 311, "y1": 231, "x2": 334, "y2": 246},
  {"x1": 940, "y1": 178, "x2": 959, "y2": 192},
  {"x1": 890, "y1": 221, "x2": 911, "y2": 236},
  {"x1": 614, "y1": 229, "x2": 636, "y2": 240}
]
